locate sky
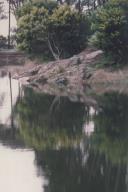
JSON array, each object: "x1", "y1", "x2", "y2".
[{"x1": 0, "y1": 0, "x2": 16, "y2": 37}]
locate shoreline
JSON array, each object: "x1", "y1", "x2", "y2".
[{"x1": 1, "y1": 48, "x2": 128, "y2": 98}]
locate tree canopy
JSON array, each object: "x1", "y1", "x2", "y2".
[
  {"x1": 91, "y1": 0, "x2": 128, "y2": 64},
  {"x1": 16, "y1": 2, "x2": 90, "y2": 59}
]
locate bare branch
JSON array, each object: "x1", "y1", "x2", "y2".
[{"x1": 47, "y1": 34, "x2": 61, "y2": 60}]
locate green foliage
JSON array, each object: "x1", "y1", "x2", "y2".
[
  {"x1": 16, "y1": 2, "x2": 90, "y2": 58},
  {"x1": 16, "y1": 0, "x2": 58, "y2": 18},
  {"x1": 94, "y1": 54, "x2": 115, "y2": 69},
  {"x1": 92, "y1": 0, "x2": 128, "y2": 64},
  {"x1": 47, "y1": 6, "x2": 90, "y2": 58},
  {"x1": 17, "y1": 5, "x2": 50, "y2": 54},
  {"x1": 32, "y1": 0, "x2": 58, "y2": 13}
]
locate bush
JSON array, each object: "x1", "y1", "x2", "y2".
[
  {"x1": 16, "y1": 3, "x2": 52, "y2": 56},
  {"x1": 92, "y1": 0, "x2": 128, "y2": 64},
  {"x1": 16, "y1": 2, "x2": 90, "y2": 59},
  {"x1": 47, "y1": 6, "x2": 90, "y2": 58}
]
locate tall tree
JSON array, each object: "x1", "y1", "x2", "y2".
[
  {"x1": 6, "y1": 0, "x2": 25, "y2": 15},
  {"x1": 0, "y1": 2, "x2": 6, "y2": 19}
]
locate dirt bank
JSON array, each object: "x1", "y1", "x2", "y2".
[
  {"x1": 13, "y1": 48, "x2": 103, "y2": 86},
  {"x1": 1, "y1": 48, "x2": 128, "y2": 97}
]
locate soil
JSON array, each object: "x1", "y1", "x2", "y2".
[{"x1": 1, "y1": 48, "x2": 128, "y2": 98}]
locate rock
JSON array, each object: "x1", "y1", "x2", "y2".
[
  {"x1": 30, "y1": 70, "x2": 39, "y2": 76},
  {"x1": 82, "y1": 66, "x2": 96, "y2": 80},
  {"x1": 80, "y1": 55, "x2": 84, "y2": 60},
  {"x1": 35, "y1": 76, "x2": 47, "y2": 84},
  {"x1": 86, "y1": 50, "x2": 103, "y2": 60},
  {"x1": 15, "y1": 49, "x2": 103, "y2": 89},
  {"x1": 25, "y1": 66, "x2": 41, "y2": 76},
  {"x1": 27, "y1": 75, "x2": 47, "y2": 85},
  {"x1": 18, "y1": 69, "x2": 39, "y2": 78},
  {"x1": 55, "y1": 77, "x2": 68, "y2": 85},
  {"x1": 70, "y1": 56, "x2": 82, "y2": 65},
  {"x1": 86, "y1": 73, "x2": 92, "y2": 79}
]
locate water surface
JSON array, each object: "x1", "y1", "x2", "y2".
[{"x1": 0, "y1": 75, "x2": 128, "y2": 192}]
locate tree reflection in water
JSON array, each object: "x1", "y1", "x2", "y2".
[
  {"x1": 14, "y1": 89, "x2": 128, "y2": 192},
  {"x1": 15, "y1": 88, "x2": 85, "y2": 150},
  {"x1": 92, "y1": 92, "x2": 128, "y2": 165}
]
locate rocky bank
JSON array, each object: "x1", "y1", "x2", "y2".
[
  {"x1": 1, "y1": 48, "x2": 128, "y2": 99},
  {"x1": 14, "y1": 48, "x2": 103, "y2": 87}
]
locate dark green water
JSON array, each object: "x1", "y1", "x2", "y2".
[{"x1": 0, "y1": 76, "x2": 128, "y2": 192}]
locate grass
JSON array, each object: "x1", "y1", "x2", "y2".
[{"x1": 95, "y1": 54, "x2": 116, "y2": 69}]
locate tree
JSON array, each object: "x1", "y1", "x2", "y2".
[
  {"x1": 0, "y1": 2, "x2": 8, "y2": 48},
  {"x1": 0, "y1": 2, "x2": 6, "y2": 19},
  {"x1": 16, "y1": 2, "x2": 90, "y2": 59},
  {"x1": 16, "y1": 3, "x2": 52, "y2": 57},
  {"x1": 92, "y1": 0, "x2": 128, "y2": 64},
  {"x1": 47, "y1": 6, "x2": 89, "y2": 58},
  {"x1": 6, "y1": 0, "x2": 25, "y2": 15}
]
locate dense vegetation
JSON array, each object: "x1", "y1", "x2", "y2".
[
  {"x1": 5, "y1": 0, "x2": 128, "y2": 64},
  {"x1": 7, "y1": 0, "x2": 109, "y2": 14},
  {"x1": 92, "y1": 0, "x2": 128, "y2": 64},
  {"x1": 16, "y1": 2, "x2": 90, "y2": 59}
]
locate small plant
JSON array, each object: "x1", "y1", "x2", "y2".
[{"x1": 95, "y1": 55, "x2": 115, "y2": 69}]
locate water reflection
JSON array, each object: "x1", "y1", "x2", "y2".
[
  {"x1": 15, "y1": 89, "x2": 128, "y2": 192},
  {"x1": 0, "y1": 77, "x2": 47, "y2": 192},
  {"x1": 35, "y1": 149, "x2": 126, "y2": 192},
  {"x1": 15, "y1": 88, "x2": 86, "y2": 150},
  {"x1": 9, "y1": 89, "x2": 125, "y2": 191},
  {"x1": 91, "y1": 92, "x2": 128, "y2": 165},
  {"x1": 0, "y1": 144, "x2": 47, "y2": 192},
  {"x1": 1, "y1": 80, "x2": 128, "y2": 192},
  {"x1": 0, "y1": 74, "x2": 19, "y2": 126}
]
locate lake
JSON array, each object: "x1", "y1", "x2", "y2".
[{"x1": 0, "y1": 74, "x2": 128, "y2": 192}]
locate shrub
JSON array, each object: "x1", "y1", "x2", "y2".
[
  {"x1": 16, "y1": 2, "x2": 90, "y2": 59},
  {"x1": 16, "y1": 0, "x2": 58, "y2": 57},
  {"x1": 17, "y1": 6, "x2": 49, "y2": 54},
  {"x1": 92, "y1": 0, "x2": 128, "y2": 64},
  {"x1": 47, "y1": 6, "x2": 90, "y2": 58}
]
